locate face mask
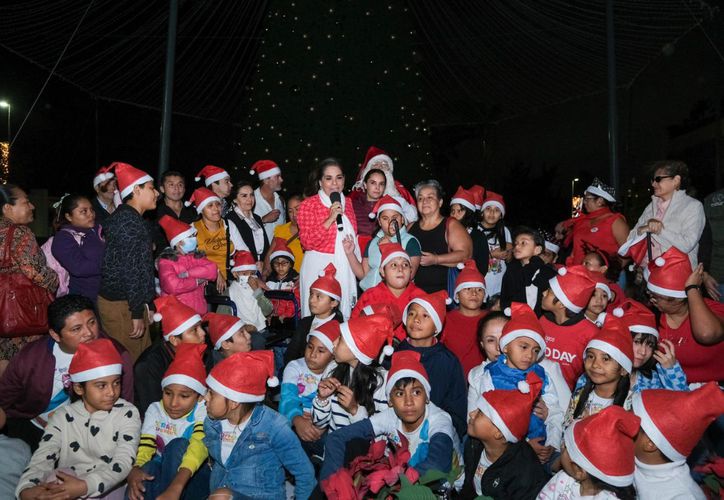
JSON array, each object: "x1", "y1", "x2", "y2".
[
  {"x1": 237, "y1": 275, "x2": 250, "y2": 284},
  {"x1": 180, "y1": 237, "x2": 197, "y2": 254}
]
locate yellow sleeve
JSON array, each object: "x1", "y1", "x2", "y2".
[
  {"x1": 178, "y1": 422, "x2": 209, "y2": 473},
  {"x1": 134, "y1": 434, "x2": 158, "y2": 467}
]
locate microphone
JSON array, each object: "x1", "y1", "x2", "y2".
[{"x1": 329, "y1": 191, "x2": 344, "y2": 232}]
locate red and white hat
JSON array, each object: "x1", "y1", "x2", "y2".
[
  {"x1": 403, "y1": 290, "x2": 452, "y2": 334},
  {"x1": 249, "y1": 159, "x2": 281, "y2": 180},
  {"x1": 548, "y1": 265, "x2": 597, "y2": 314},
  {"x1": 360, "y1": 302, "x2": 403, "y2": 329},
  {"x1": 307, "y1": 319, "x2": 341, "y2": 353},
  {"x1": 385, "y1": 351, "x2": 431, "y2": 399},
  {"x1": 206, "y1": 350, "x2": 278, "y2": 403},
  {"x1": 500, "y1": 302, "x2": 546, "y2": 360},
  {"x1": 378, "y1": 242, "x2": 410, "y2": 269},
  {"x1": 469, "y1": 185, "x2": 486, "y2": 211},
  {"x1": 450, "y1": 186, "x2": 476, "y2": 212},
  {"x1": 585, "y1": 315, "x2": 634, "y2": 373},
  {"x1": 153, "y1": 295, "x2": 202, "y2": 341},
  {"x1": 185, "y1": 187, "x2": 221, "y2": 214},
  {"x1": 612, "y1": 299, "x2": 658, "y2": 338},
  {"x1": 476, "y1": 371, "x2": 542, "y2": 443},
  {"x1": 311, "y1": 263, "x2": 341, "y2": 302},
  {"x1": 203, "y1": 312, "x2": 244, "y2": 350},
  {"x1": 617, "y1": 232, "x2": 656, "y2": 267},
  {"x1": 92, "y1": 165, "x2": 115, "y2": 189},
  {"x1": 230, "y1": 250, "x2": 256, "y2": 273},
  {"x1": 481, "y1": 191, "x2": 505, "y2": 216},
  {"x1": 110, "y1": 162, "x2": 153, "y2": 199},
  {"x1": 644, "y1": 246, "x2": 692, "y2": 299},
  {"x1": 340, "y1": 314, "x2": 395, "y2": 365},
  {"x1": 194, "y1": 165, "x2": 230, "y2": 187},
  {"x1": 69, "y1": 339, "x2": 123, "y2": 383},
  {"x1": 368, "y1": 194, "x2": 404, "y2": 219},
  {"x1": 632, "y1": 382, "x2": 724, "y2": 461},
  {"x1": 591, "y1": 272, "x2": 613, "y2": 301},
  {"x1": 564, "y1": 406, "x2": 640, "y2": 487},
  {"x1": 162, "y1": 343, "x2": 207, "y2": 395},
  {"x1": 363, "y1": 146, "x2": 393, "y2": 172},
  {"x1": 158, "y1": 215, "x2": 196, "y2": 248},
  {"x1": 268, "y1": 237, "x2": 294, "y2": 263},
  {"x1": 454, "y1": 259, "x2": 486, "y2": 300}
]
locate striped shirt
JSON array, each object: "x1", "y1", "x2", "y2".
[{"x1": 312, "y1": 367, "x2": 387, "y2": 431}]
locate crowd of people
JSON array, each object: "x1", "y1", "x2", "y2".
[{"x1": 0, "y1": 150, "x2": 723, "y2": 499}]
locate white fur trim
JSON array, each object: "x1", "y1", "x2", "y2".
[
  {"x1": 453, "y1": 281, "x2": 486, "y2": 302},
  {"x1": 645, "y1": 279, "x2": 687, "y2": 299},
  {"x1": 477, "y1": 395, "x2": 517, "y2": 443},
  {"x1": 450, "y1": 197, "x2": 476, "y2": 212},
  {"x1": 617, "y1": 232, "x2": 648, "y2": 257},
  {"x1": 311, "y1": 287, "x2": 341, "y2": 302},
  {"x1": 169, "y1": 226, "x2": 197, "y2": 249},
  {"x1": 70, "y1": 364, "x2": 122, "y2": 383},
  {"x1": 92, "y1": 172, "x2": 114, "y2": 189},
  {"x1": 340, "y1": 321, "x2": 373, "y2": 365},
  {"x1": 213, "y1": 319, "x2": 244, "y2": 350},
  {"x1": 372, "y1": 202, "x2": 404, "y2": 218},
  {"x1": 404, "y1": 298, "x2": 442, "y2": 334},
  {"x1": 206, "y1": 374, "x2": 265, "y2": 403},
  {"x1": 203, "y1": 171, "x2": 230, "y2": 187},
  {"x1": 385, "y1": 369, "x2": 432, "y2": 399},
  {"x1": 119, "y1": 174, "x2": 153, "y2": 199},
  {"x1": 257, "y1": 166, "x2": 281, "y2": 180},
  {"x1": 549, "y1": 276, "x2": 584, "y2": 313},
  {"x1": 380, "y1": 250, "x2": 410, "y2": 269},
  {"x1": 628, "y1": 324, "x2": 659, "y2": 339},
  {"x1": 481, "y1": 200, "x2": 505, "y2": 216},
  {"x1": 586, "y1": 338, "x2": 632, "y2": 373},
  {"x1": 544, "y1": 241, "x2": 560, "y2": 254},
  {"x1": 163, "y1": 314, "x2": 202, "y2": 341},
  {"x1": 499, "y1": 330, "x2": 546, "y2": 360},
  {"x1": 162, "y1": 374, "x2": 207, "y2": 395},
  {"x1": 632, "y1": 393, "x2": 685, "y2": 461},
  {"x1": 307, "y1": 330, "x2": 335, "y2": 353},
  {"x1": 270, "y1": 250, "x2": 295, "y2": 263},
  {"x1": 595, "y1": 282, "x2": 612, "y2": 300},
  {"x1": 194, "y1": 194, "x2": 222, "y2": 214},
  {"x1": 231, "y1": 264, "x2": 257, "y2": 273},
  {"x1": 585, "y1": 185, "x2": 616, "y2": 203},
  {"x1": 564, "y1": 424, "x2": 634, "y2": 487}
]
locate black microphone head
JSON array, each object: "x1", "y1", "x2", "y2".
[{"x1": 329, "y1": 191, "x2": 341, "y2": 203}]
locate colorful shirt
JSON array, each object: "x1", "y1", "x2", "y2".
[
  {"x1": 538, "y1": 470, "x2": 619, "y2": 499},
  {"x1": 31, "y1": 343, "x2": 72, "y2": 429},
  {"x1": 220, "y1": 417, "x2": 250, "y2": 465},
  {"x1": 280, "y1": 358, "x2": 329, "y2": 422}
]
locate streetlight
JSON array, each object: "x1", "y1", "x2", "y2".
[
  {"x1": 571, "y1": 177, "x2": 580, "y2": 200},
  {"x1": 0, "y1": 101, "x2": 10, "y2": 142},
  {"x1": 570, "y1": 178, "x2": 580, "y2": 217}
]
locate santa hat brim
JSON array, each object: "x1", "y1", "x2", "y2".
[
  {"x1": 548, "y1": 276, "x2": 584, "y2": 314},
  {"x1": 564, "y1": 424, "x2": 634, "y2": 487},
  {"x1": 403, "y1": 298, "x2": 443, "y2": 334},
  {"x1": 544, "y1": 241, "x2": 560, "y2": 254},
  {"x1": 93, "y1": 172, "x2": 115, "y2": 189},
  {"x1": 385, "y1": 369, "x2": 432, "y2": 399},
  {"x1": 477, "y1": 395, "x2": 518, "y2": 443},
  {"x1": 194, "y1": 195, "x2": 222, "y2": 214},
  {"x1": 586, "y1": 339, "x2": 633, "y2": 373},
  {"x1": 270, "y1": 250, "x2": 295, "y2": 263},
  {"x1": 311, "y1": 287, "x2": 341, "y2": 302},
  {"x1": 481, "y1": 200, "x2": 505, "y2": 216},
  {"x1": 595, "y1": 282, "x2": 613, "y2": 300},
  {"x1": 617, "y1": 232, "x2": 648, "y2": 257},
  {"x1": 628, "y1": 324, "x2": 659, "y2": 338},
  {"x1": 380, "y1": 251, "x2": 410, "y2": 269},
  {"x1": 206, "y1": 374, "x2": 265, "y2": 403},
  {"x1": 203, "y1": 171, "x2": 230, "y2": 186},
  {"x1": 631, "y1": 393, "x2": 685, "y2": 462},
  {"x1": 340, "y1": 322, "x2": 374, "y2": 366},
  {"x1": 162, "y1": 374, "x2": 207, "y2": 396},
  {"x1": 499, "y1": 330, "x2": 546, "y2": 360},
  {"x1": 231, "y1": 265, "x2": 257, "y2": 273},
  {"x1": 213, "y1": 319, "x2": 244, "y2": 350},
  {"x1": 119, "y1": 174, "x2": 153, "y2": 199},
  {"x1": 169, "y1": 227, "x2": 197, "y2": 249},
  {"x1": 307, "y1": 330, "x2": 335, "y2": 354},
  {"x1": 453, "y1": 282, "x2": 486, "y2": 302},
  {"x1": 370, "y1": 203, "x2": 404, "y2": 219},
  {"x1": 644, "y1": 275, "x2": 687, "y2": 299},
  {"x1": 450, "y1": 197, "x2": 476, "y2": 212},
  {"x1": 70, "y1": 364, "x2": 123, "y2": 383},
  {"x1": 585, "y1": 185, "x2": 616, "y2": 203},
  {"x1": 258, "y1": 166, "x2": 281, "y2": 180},
  {"x1": 163, "y1": 314, "x2": 202, "y2": 341}
]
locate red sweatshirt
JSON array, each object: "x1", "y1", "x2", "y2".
[
  {"x1": 351, "y1": 281, "x2": 425, "y2": 341},
  {"x1": 441, "y1": 309, "x2": 487, "y2": 377},
  {"x1": 540, "y1": 314, "x2": 600, "y2": 389}
]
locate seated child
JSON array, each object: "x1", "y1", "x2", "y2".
[
  {"x1": 320, "y1": 351, "x2": 461, "y2": 482},
  {"x1": 632, "y1": 383, "x2": 724, "y2": 500},
  {"x1": 204, "y1": 312, "x2": 253, "y2": 365},
  {"x1": 398, "y1": 290, "x2": 468, "y2": 439},
  {"x1": 157, "y1": 215, "x2": 218, "y2": 316},
  {"x1": 135, "y1": 295, "x2": 207, "y2": 417},
  {"x1": 539, "y1": 406, "x2": 639, "y2": 499},
  {"x1": 127, "y1": 343, "x2": 209, "y2": 500},
  {"x1": 462, "y1": 372, "x2": 548, "y2": 499},
  {"x1": 442, "y1": 259, "x2": 488, "y2": 377},
  {"x1": 312, "y1": 314, "x2": 393, "y2": 431},
  {"x1": 227, "y1": 250, "x2": 273, "y2": 350},
  {"x1": 16, "y1": 339, "x2": 141, "y2": 499},
  {"x1": 265, "y1": 238, "x2": 299, "y2": 329},
  {"x1": 204, "y1": 351, "x2": 315, "y2": 499}
]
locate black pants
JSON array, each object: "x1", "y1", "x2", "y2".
[{"x1": 5, "y1": 417, "x2": 44, "y2": 452}]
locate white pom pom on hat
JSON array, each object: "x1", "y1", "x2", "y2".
[
  {"x1": 267, "y1": 376, "x2": 279, "y2": 387},
  {"x1": 558, "y1": 267, "x2": 567, "y2": 276},
  {"x1": 249, "y1": 169, "x2": 256, "y2": 176},
  {"x1": 517, "y1": 380, "x2": 530, "y2": 394},
  {"x1": 613, "y1": 307, "x2": 624, "y2": 318},
  {"x1": 445, "y1": 297, "x2": 453, "y2": 305},
  {"x1": 230, "y1": 259, "x2": 235, "y2": 266},
  {"x1": 153, "y1": 312, "x2": 163, "y2": 322},
  {"x1": 383, "y1": 344, "x2": 394, "y2": 357},
  {"x1": 655, "y1": 257, "x2": 666, "y2": 267},
  {"x1": 194, "y1": 176, "x2": 201, "y2": 182},
  {"x1": 184, "y1": 201, "x2": 192, "y2": 207},
  {"x1": 457, "y1": 262, "x2": 465, "y2": 270},
  {"x1": 368, "y1": 212, "x2": 376, "y2": 219},
  {"x1": 504, "y1": 307, "x2": 512, "y2": 317}
]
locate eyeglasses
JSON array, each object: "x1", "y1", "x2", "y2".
[
  {"x1": 646, "y1": 290, "x2": 681, "y2": 303},
  {"x1": 651, "y1": 175, "x2": 674, "y2": 184},
  {"x1": 583, "y1": 196, "x2": 597, "y2": 201}
]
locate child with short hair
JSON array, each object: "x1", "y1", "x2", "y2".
[
  {"x1": 204, "y1": 312, "x2": 253, "y2": 365},
  {"x1": 480, "y1": 191, "x2": 511, "y2": 302},
  {"x1": 227, "y1": 250, "x2": 273, "y2": 350},
  {"x1": 204, "y1": 351, "x2": 316, "y2": 498},
  {"x1": 16, "y1": 339, "x2": 141, "y2": 500},
  {"x1": 126, "y1": 343, "x2": 209, "y2": 500},
  {"x1": 632, "y1": 383, "x2": 723, "y2": 499}
]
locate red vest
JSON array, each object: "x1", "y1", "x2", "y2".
[
  {"x1": 351, "y1": 281, "x2": 425, "y2": 341},
  {"x1": 540, "y1": 315, "x2": 599, "y2": 389}
]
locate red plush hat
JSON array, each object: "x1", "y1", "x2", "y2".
[
  {"x1": 368, "y1": 194, "x2": 404, "y2": 219},
  {"x1": 454, "y1": 259, "x2": 486, "y2": 300},
  {"x1": 194, "y1": 165, "x2": 229, "y2": 187},
  {"x1": 385, "y1": 351, "x2": 431, "y2": 399},
  {"x1": 92, "y1": 165, "x2": 115, "y2": 189},
  {"x1": 500, "y1": 302, "x2": 546, "y2": 360},
  {"x1": 185, "y1": 187, "x2": 221, "y2": 214},
  {"x1": 268, "y1": 237, "x2": 294, "y2": 263},
  {"x1": 307, "y1": 319, "x2": 341, "y2": 353},
  {"x1": 469, "y1": 185, "x2": 486, "y2": 211},
  {"x1": 69, "y1": 339, "x2": 123, "y2": 383},
  {"x1": 450, "y1": 186, "x2": 476, "y2": 212},
  {"x1": 110, "y1": 162, "x2": 153, "y2": 199},
  {"x1": 153, "y1": 295, "x2": 202, "y2": 341},
  {"x1": 206, "y1": 350, "x2": 278, "y2": 403},
  {"x1": 339, "y1": 314, "x2": 395, "y2": 365},
  {"x1": 378, "y1": 242, "x2": 410, "y2": 269},
  {"x1": 403, "y1": 290, "x2": 452, "y2": 334},
  {"x1": 586, "y1": 315, "x2": 634, "y2": 373},
  {"x1": 158, "y1": 215, "x2": 196, "y2": 248},
  {"x1": 249, "y1": 159, "x2": 281, "y2": 180},
  {"x1": 162, "y1": 343, "x2": 207, "y2": 395},
  {"x1": 564, "y1": 406, "x2": 640, "y2": 486},
  {"x1": 612, "y1": 299, "x2": 658, "y2": 338},
  {"x1": 548, "y1": 265, "x2": 597, "y2": 314},
  {"x1": 481, "y1": 190, "x2": 505, "y2": 216},
  {"x1": 617, "y1": 232, "x2": 656, "y2": 267},
  {"x1": 644, "y1": 246, "x2": 692, "y2": 298},
  {"x1": 311, "y1": 263, "x2": 341, "y2": 302},
  {"x1": 632, "y1": 382, "x2": 724, "y2": 461},
  {"x1": 476, "y1": 371, "x2": 542, "y2": 443},
  {"x1": 363, "y1": 146, "x2": 393, "y2": 172},
  {"x1": 230, "y1": 250, "x2": 256, "y2": 273},
  {"x1": 360, "y1": 302, "x2": 403, "y2": 329},
  {"x1": 203, "y1": 312, "x2": 244, "y2": 350}
]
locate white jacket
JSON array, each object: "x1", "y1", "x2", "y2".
[{"x1": 634, "y1": 458, "x2": 706, "y2": 500}]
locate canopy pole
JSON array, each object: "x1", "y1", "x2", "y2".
[
  {"x1": 606, "y1": 0, "x2": 620, "y2": 193},
  {"x1": 158, "y1": 0, "x2": 178, "y2": 179}
]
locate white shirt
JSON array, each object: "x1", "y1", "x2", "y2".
[
  {"x1": 538, "y1": 470, "x2": 619, "y2": 499},
  {"x1": 634, "y1": 458, "x2": 706, "y2": 500},
  {"x1": 473, "y1": 449, "x2": 493, "y2": 496},
  {"x1": 228, "y1": 280, "x2": 268, "y2": 332},
  {"x1": 32, "y1": 343, "x2": 73, "y2": 429},
  {"x1": 254, "y1": 187, "x2": 285, "y2": 242},
  {"x1": 220, "y1": 417, "x2": 250, "y2": 465},
  {"x1": 234, "y1": 206, "x2": 266, "y2": 260}
]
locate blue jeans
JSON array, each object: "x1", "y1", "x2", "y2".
[{"x1": 134, "y1": 438, "x2": 210, "y2": 500}]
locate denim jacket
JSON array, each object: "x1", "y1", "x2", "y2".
[{"x1": 203, "y1": 404, "x2": 315, "y2": 499}]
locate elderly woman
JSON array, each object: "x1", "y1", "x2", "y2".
[
  {"x1": 226, "y1": 181, "x2": 269, "y2": 266},
  {"x1": 408, "y1": 180, "x2": 472, "y2": 294}
]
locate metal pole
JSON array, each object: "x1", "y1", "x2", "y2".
[
  {"x1": 158, "y1": 0, "x2": 178, "y2": 179},
  {"x1": 7, "y1": 105, "x2": 10, "y2": 143},
  {"x1": 606, "y1": 0, "x2": 619, "y2": 194}
]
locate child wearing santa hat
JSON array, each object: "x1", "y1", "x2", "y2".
[
  {"x1": 204, "y1": 351, "x2": 315, "y2": 499},
  {"x1": 449, "y1": 186, "x2": 491, "y2": 277},
  {"x1": 583, "y1": 273, "x2": 613, "y2": 328},
  {"x1": 227, "y1": 250, "x2": 273, "y2": 350},
  {"x1": 479, "y1": 190, "x2": 512, "y2": 303},
  {"x1": 462, "y1": 372, "x2": 548, "y2": 499},
  {"x1": 264, "y1": 238, "x2": 300, "y2": 331},
  {"x1": 127, "y1": 344, "x2": 210, "y2": 500},
  {"x1": 17, "y1": 339, "x2": 141, "y2": 500},
  {"x1": 204, "y1": 312, "x2": 253, "y2": 365},
  {"x1": 194, "y1": 165, "x2": 232, "y2": 216},
  {"x1": 632, "y1": 383, "x2": 724, "y2": 500}
]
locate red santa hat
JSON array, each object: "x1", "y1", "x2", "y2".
[
  {"x1": 481, "y1": 190, "x2": 506, "y2": 216},
  {"x1": 476, "y1": 371, "x2": 543, "y2": 443},
  {"x1": 158, "y1": 215, "x2": 196, "y2": 248},
  {"x1": 194, "y1": 165, "x2": 230, "y2": 187},
  {"x1": 362, "y1": 146, "x2": 394, "y2": 173},
  {"x1": 617, "y1": 232, "x2": 658, "y2": 267},
  {"x1": 268, "y1": 237, "x2": 295, "y2": 264},
  {"x1": 249, "y1": 159, "x2": 281, "y2": 180},
  {"x1": 585, "y1": 315, "x2": 634, "y2": 373},
  {"x1": 203, "y1": 312, "x2": 244, "y2": 350},
  {"x1": 385, "y1": 351, "x2": 431, "y2": 399},
  {"x1": 185, "y1": 187, "x2": 221, "y2": 214},
  {"x1": 378, "y1": 242, "x2": 410, "y2": 269},
  {"x1": 162, "y1": 343, "x2": 207, "y2": 395},
  {"x1": 307, "y1": 319, "x2": 341, "y2": 353},
  {"x1": 92, "y1": 165, "x2": 115, "y2": 189},
  {"x1": 339, "y1": 314, "x2": 395, "y2": 365},
  {"x1": 110, "y1": 162, "x2": 153, "y2": 200},
  {"x1": 230, "y1": 250, "x2": 257, "y2": 273},
  {"x1": 368, "y1": 194, "x2": 405, "y2": 219},
  {"x1": 469, "y1": 185, "x2": 486, "y2": 211},
  {"x1": 153, "y1": 295, "x2": 202, "y2": 341},
  {"x1": 450, "y1": 186, "x2": 476, "y2": 212},
  {"x1": 69, "y1": 339, "x2": 123, "y2": 383},
  {"x1": 644, "y1": 246, "x2": 692, "y2": 299},
  {"x1": 591, "y1": 272, "x2": 613, "y2": 301},
  {"x1": 403, "y1": 290, "x2": 452, "y2": 334},
  {"x1": 612, "y1": 299, "x2": 658, "y2": 338},
  {"x1": 548, "y1": 265, "x2": 597, "y2": 314},
  {"x1": 454, "y1": 259, "x2": 486, "y2": 300},
  {"x1": 206, "y1": 350, "x2": 278, "y2": 403},
  {"x1": 632, "y1": 382, "x2": 724, "y2": 462},
  {"x1": 500, "y1": 302, "x2": 546, "y2": 360},
  {"x1": 311, "y1": 263, "x2": 341, "y2": 302},
  {"x1": 564, "y1": 406, "x2": 640, "y2": 487},
  {"x1": 360, "y1": 302, "x2": 403, "y2": 329}
]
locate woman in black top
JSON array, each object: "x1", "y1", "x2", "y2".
[{"x1": 226, "y1": 181, "x2": 269, "y2": 268}]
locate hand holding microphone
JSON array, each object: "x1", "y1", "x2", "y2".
[{"x1": 329, "y1": 191, "x2": 344, "y2": 231}]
